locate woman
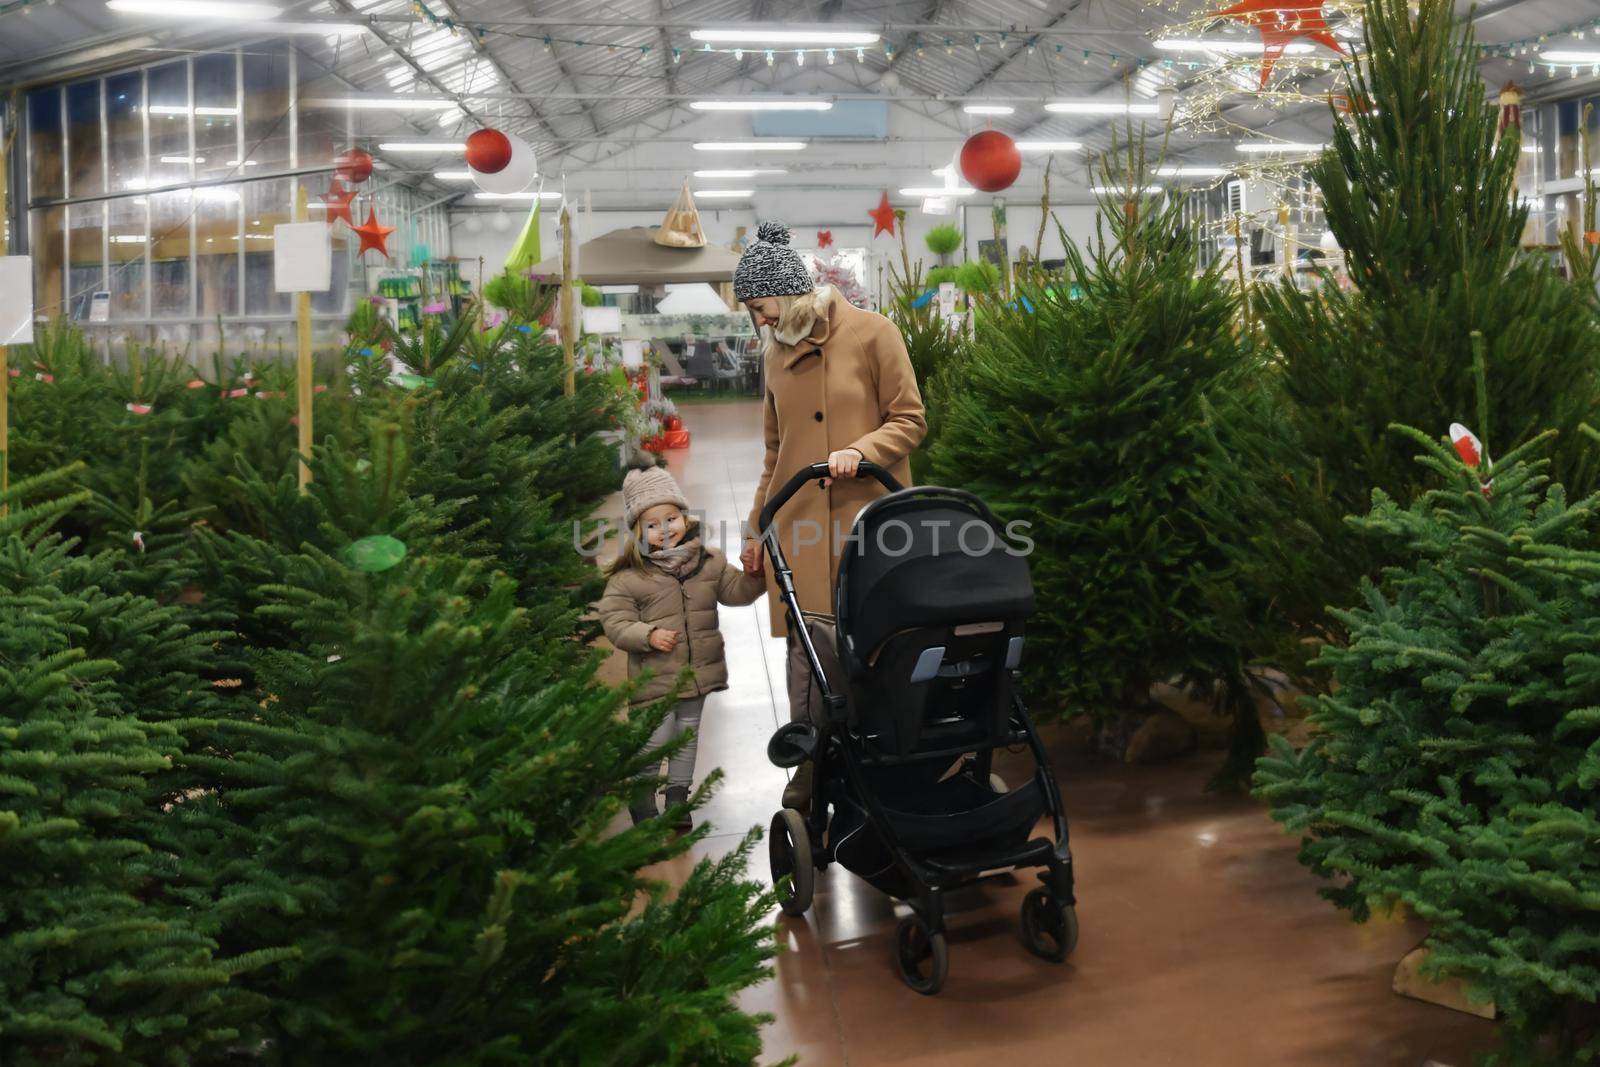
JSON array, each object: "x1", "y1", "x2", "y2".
[{"x1": 734, "y1": 220, "x2": 927, "y2": 808}]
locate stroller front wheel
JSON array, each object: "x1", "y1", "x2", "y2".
[
  {"x1": 894, "y1": 915, "x2": 949, "y2": 995},
  {"x1": 1020, "y1": 887, "x2": 1078, "y2": 961},
  {"x1": 770, "y1": 808, "x2": 815, "y2": 916}
]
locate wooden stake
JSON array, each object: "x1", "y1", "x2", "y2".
[
  {"x1": 295, "y1": 185, "x2": 314, "y2": 493},
  {"x1": 559, "y1": 203, "x2": 575, "y2": 399}
]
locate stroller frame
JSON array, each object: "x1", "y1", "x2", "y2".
[{"x1": 759, "y1": 460, "x2": 1077, "y2": 994}]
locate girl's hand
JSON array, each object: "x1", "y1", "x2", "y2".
[
  {"x1": 648, "y1": 628, "x2": 681, "y2": 653},
  {"x1": 821, "y1": 448, "x2": 864, "y2": 488},
  {"x1": 741, "y1": 540, "x2": 764, "y2": 576}
]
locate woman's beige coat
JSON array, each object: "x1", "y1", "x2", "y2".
[
  {"x1": 598, "y1": 545, "x2": 766, "y2": 706},
  {"x1": 745, "y1": 287, "x2": 927, "y2": 637}
]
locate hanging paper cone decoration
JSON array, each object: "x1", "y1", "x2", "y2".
[
  {"x1": 817, "y1": 229, "x2": 833, "y2": 249},
  {"x1": 1209, "y1": 0, "x2": 1345, "y2": 89},
  {"x1": 960, "y1": 130, "x2": 1022, "y2": 193},
  {"x1": 869, "y1": 192, "x2": 897, "y2": 237},
  {"x1": 471, "y1": 132, "x2": 537, "y2": 194},
  {"x1": 465, "y1": 128, "x2": 513, "y2": 174},
  {"x1": 654, "y1": 181, "x2": 707, "y2": 248},
  {"x1": 353, "y1": 207, "x2": 395, "y2": 258},
  {"x1": 335, "y1": 148, "x2": 374, "y2": 184},
  {"x1": 321, "y1": 178, "x2": 357, "y2": 227},
  {"x1": 1497, "y1": 81, "x2": 1523, "y2": 136},
  {"x1": 1449, "y1": 423, "x2": 1490, "y2": 469}
]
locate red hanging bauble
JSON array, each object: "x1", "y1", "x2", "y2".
[
  {"x1": 959, "y1": 130, "x2": 1021, "y2": 193},
  {"x1": 335, "y1": 148, "x2": 374, "y2": 184},
  {"x1": 465, "y1": 128, "x2": 513, "y2": 174}
]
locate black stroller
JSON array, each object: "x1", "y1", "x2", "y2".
[{"x1": 760, "y1": 461, "x2": 1077, "y2": 994}]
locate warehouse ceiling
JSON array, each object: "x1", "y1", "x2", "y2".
[{"x1": 1, "y1": 0, "x2": 1592, "y2": 204}]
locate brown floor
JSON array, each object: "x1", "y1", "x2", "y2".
[{"x1": 602, "y1": 397, "x2": 1500, "y2": 1067}]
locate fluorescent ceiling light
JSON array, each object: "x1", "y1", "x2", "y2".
[
  {"x1": 108, "y1": 0, "x2": 282, "y2": 18},
  {"x1": 1016, "y1": 140, "x2": 1083, "y2": 152},
  {"x1": 963, "y1": 104, "x2": 1015, "y2": 115},
  {"x1": 692, "y1": 140, "x2": 807, "y2": 151},
  {"x1": 474, "y1": 191, "x2": 562, "y2": 200},
  {"x1": 434, "y1": 170, "x2": 473, "y2": 180},
  {"x1": 159, "y1": 155, "x2": 203, "y2": 164},
  {"x1": 694, "y1": 189, "x2": 755, "y2": 198},
  {"x1": 900, "y1": 186, "x2": 977, "y2": 197},
  {"x1": 1539, "y1": 51, "x2": 1600, "y2": 64},
  {"x1": 225, "y1": 159, "x2": 259, "y2": 166},
  {"x1": 378, "y1": 141, "x2": 466, "y2": 152},
  {"x1": 693, "y1": 168, "x2": 787, "y2": 178},
  {"x1": 239, "y1": 19, "x2": 365, "y2": 35},
  {"x1": 690, "y1": 28, "x2": 879, "y2": 46},
  {"x1": 1046, "y1": 101, "x2": 1160, "y2": 115},
  {"x1": 1154, "y1": 38, "x2": 1314, "y2": 55},
  {"x1": 306, "y1": 96, "x2": 460, "y2": 110},
  {"x1": 690, "y1": 99, "x2": 831, "y2": 111},
  {"x1": 1156, "y1": 165, "x2": 1229, "y2": 177},
  {"x1": 1092, "y1": 184, "x2": 1163, "y2": 194},
  {"x1": 110, "y1": 234, "x2": 146, "y2": 244},
  {"x1": 1235, "y1": 141, "x2": 1324, "y2": 153}
]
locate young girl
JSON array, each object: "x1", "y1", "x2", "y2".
[{"x1": 598, "y1": 467, "x2": 766, "y2": 829}]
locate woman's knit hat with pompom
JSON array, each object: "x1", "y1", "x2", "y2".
[{"x1": 733, "y1": 221, "x2": 815, "y2": 301}]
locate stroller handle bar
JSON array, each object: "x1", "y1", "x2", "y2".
[{"x1": 757, "y1": 459, "x2": 905, "y2": 534}]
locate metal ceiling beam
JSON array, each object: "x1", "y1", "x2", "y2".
[
  {"x1": 429, "y1": 0, "x2": 566, "y2": 145},
  {"x1": 323, "y1": 0, "x2": 490, "y2": 128}
]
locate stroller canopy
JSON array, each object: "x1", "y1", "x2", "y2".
[{"x1": 841, "y1": 496, "x2": 1034, "y2": 658}]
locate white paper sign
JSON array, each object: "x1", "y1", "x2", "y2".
[
  {"x1": 273, "y1": 223, "x2": 332, "y2": 293},
  {"x1": 937, "y1": 282, "x2": 957, "y2": 319},
  {"x1": 582, "y1": 305, "x2": 622, "y2": 335},
  {"x1": 88, "y1": 290, "x2": 110, "y2": 323},
  {"x1": 620, "y1": 338, "x2": 645, "y2": 369},
  {"x1": 0, "y1": 257, "x2": 33, "y2": 345}
]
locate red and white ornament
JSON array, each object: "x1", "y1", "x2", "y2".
[
  {"x1": 959, "y1": 130, "x2": 1022, "y2": 193},
  {"x1": 465, "y1": 128, "x2": 513, "y2": 174},
  {"x1": 471, "y1": 131, "x2": 537, "y2": 195},
  {"x1": 1449, "y1": 422, "x2": 1494, "y2": 495}
]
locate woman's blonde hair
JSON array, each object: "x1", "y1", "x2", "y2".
[{"x1": 754, "y1": 287, "x2": 828, "y2": 348}]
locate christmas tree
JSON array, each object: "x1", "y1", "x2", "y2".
[
  {"x1": 927, "y1": 137, "x2": 1268, "y2": 784},
  {"x1": 1227, "y1": 0, "x2": 1600, "y2": 672},
  {"x1": 190, "y1": 437, "x2": 776, "y2": 1062},
  {"x1": 0, "y1": 466, "x2": 290, "y2": 1065},
  {"x1": 1256, "y1": 422, "x2": 1600, "y2": 1062}
]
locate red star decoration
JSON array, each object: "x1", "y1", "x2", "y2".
[
  {"x1": 1210, "y1": 0, "x2": 1345, "y2": 89},
  {"x1": 816, "y1": 228, "x2": 834, "y2": 249},
  {"x1": 321, "y1": 179, "x2": 357, "y2": 228},
  {"x1": 353, "y1": 207, "x2": 395, "y2": 259},
  {"x1": 868, "y1": 193, "x2": 896, "y2": 238}
]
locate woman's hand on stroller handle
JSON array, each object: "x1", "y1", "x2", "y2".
[{"x1": 757, "y1": 458, "x2": 905, "y2": 534}]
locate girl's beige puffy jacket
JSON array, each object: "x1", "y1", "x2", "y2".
[{"x1": 598, "y1": 544, "x2": 766, "y2": 706}]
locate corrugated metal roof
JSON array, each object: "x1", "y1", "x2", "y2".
[{"x1": 0, "y1": 0, "x2": 1589, "y2": 190}]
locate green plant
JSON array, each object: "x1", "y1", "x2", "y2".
[
  {"x1": 924, "y1": 223, "x2": 963, "y2": 260},
  {"x1": 925, "y1": 265, "x2": 959, "y2": 289},
  {"x1": 953, "y1": 259, "x2": 1001, "y2": 295},
  {"x1": 579, "y1": 280, "x2": 605, "y2": 307},
  {"x1": 483, "y1": 271, "x2": 559, "y2": 324},
  {"x1": 1256, "y1": 424, "x2": 1600, "y2": 1064}
]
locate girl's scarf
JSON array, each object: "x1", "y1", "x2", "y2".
[{"x1": 646, "y1": 534, "x2": 704, "y2": 579}]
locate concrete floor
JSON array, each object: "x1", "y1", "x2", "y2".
[{"x1": 603, "y1": 396, "x2": 1500, "y2": 1067}]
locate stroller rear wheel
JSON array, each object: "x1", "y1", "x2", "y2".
[
  {"x1": 1020, "y1": 887, "x2": 1078, "y2": 961},
  {"x1": 894, "y1": 915, "x2": 949, "y2": 995},
  {"x1": 770, "y1": 808, "x2": 814, "y2": 916}
]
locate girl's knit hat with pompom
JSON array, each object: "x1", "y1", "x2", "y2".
[{"x1": 733, "y1": 221, "x2": 815, "y2": 301}]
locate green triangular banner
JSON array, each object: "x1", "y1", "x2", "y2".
[{"x1": 504, "y1": 197, "x2": 542, "y2": 272}]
